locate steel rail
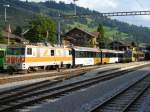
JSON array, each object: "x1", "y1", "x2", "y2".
[
  {"x1": 89, "y1": 74, "x2": 150, "y2": 112},
  {"x1": 0, "y1": 66, "x2": 145, "y2": 112},
  {"x1": 0, "y1": 64, "x2": 149, "y2": 112},
  {"x1": 122, "y1": 85, "x2": 149, "y2": 112},
  {"x1": 0, "y1": 67, "x2": 119, "y2": 101},
  {"x1": 0, "y1": 68, "x2": 122, "y2": 104},
  {"x1": 0, "y1": 68, "x2": 133, "y2": 112}
]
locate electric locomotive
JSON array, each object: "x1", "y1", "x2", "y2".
[{"x1": 5, "y1": 44, "x2": 72, "y2": 73}]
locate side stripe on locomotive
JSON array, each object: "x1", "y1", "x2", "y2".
[{"x1": 6, "y1": 56, "x2": 72, "y2": 64}]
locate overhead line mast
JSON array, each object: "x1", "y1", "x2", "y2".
[{"x1": 73, "y1": 0, "x2": 78, "y2": 15}]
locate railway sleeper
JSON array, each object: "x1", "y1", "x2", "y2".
[{"x1": 0, "y1": 65, "x2": 150, "y2": 111}]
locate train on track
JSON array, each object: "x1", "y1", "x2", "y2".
[{"x1": 2, "y1": 43, "x2": 145, "y2": 73}]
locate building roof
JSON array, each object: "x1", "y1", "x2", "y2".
[
  {"x1": 64, "y1": 27, "x2": 96, "y2": 38},
  {"x1": 0, "y1": 44, "x2": 7, "y2": 48},
  {"x1": 90, "y1": 32, "x2": 100, "y2": 38},
  {"x1": 2, "y1": 31, "x2": 29, "y2": 42},
  {"x1": 109, "y1": 41, "x2": 131, "y2": 47}
]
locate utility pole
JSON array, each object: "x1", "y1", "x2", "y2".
[
  {"x1": 3, "y1": 4, "x2": 10, "y2": 45},
  {"x1": 58, "y1": 13, "x2": 61, "y2": 46},
  {"x1": 3, "y1": 4, "x2": 10, "y2": 22},
  {"x1": 7, "y1": 24, "x2": 11, "y2": 45},
  {"x1": 116, "y1": 32, "x2": 119, "y2": 51},
  {"x1": 112, "y1": 34, "x2": 115, "y2": 50},
  {"x1": 46, "y1": 30, "x2": 49, "y2": 42}
]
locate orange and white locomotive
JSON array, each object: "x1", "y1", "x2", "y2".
[{"x1": 5, "y1": 44, "x2": 72, "y2": 72}]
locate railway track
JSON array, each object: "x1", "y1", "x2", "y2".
[
  {"x1": 0, "y1": 68, "x2": 119, "y2": 97},
  {"x1": 89, "y1": 74, "x2": 150, "y2": 112},
  {"x1": 127, "y1": 87, "x2": 150, "y2": 112},
  {"x1": 0, "y1": 65, "x2": 104, "y2": 84},
  {"x1": 0, "y1": 62, "x2": 145, "y2": 84},
  {"x1": 0, "y1": 65, "x2": 149, "y2": 112},
  {"x1": 0, "y1": 67, "x2": 119, "y2": 97}
]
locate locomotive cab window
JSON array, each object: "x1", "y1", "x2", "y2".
[
  {"x1": 27, "y1": 48, "x2": 32, "y2": 55},
  {"x1": 51, "y1": 50, "x2": 55, "y2": 56},
  {"x1": 7, "y1": 48, "x2": 25, "y2": 55},
  {"x1": 0, "y1": 51, "x2": 5, "y2": 58}
]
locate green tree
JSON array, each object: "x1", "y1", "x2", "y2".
[
  {"x1": 13, "y1": 26, "x2": 22, "y2": 37},
  {"x1": 97, "y1": 24, "x2": 104, "y2": 38},
  {"x1": 131, "y1": 41, "x2": 136, "y2": 47},
  {"x1": 97, "y1": 24, "x2": 105, "y2": 48},
  {"x1": 25, "y1": 14, "x2": 56, "y2": 44}
]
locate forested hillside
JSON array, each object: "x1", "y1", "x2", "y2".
[{"x1": 0, "y1": 0, "x2": 150, "y2": 44}]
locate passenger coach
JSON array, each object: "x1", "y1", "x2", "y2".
[
  {"x1": 101, "y1": 49, "x2": 125, "y2": 64},
  {"x1": 71, "y1": 46, "x2": 125, "y2": 66},
  {"x1": 72, "y1": 46, "x2": 101, "y2": 66}
]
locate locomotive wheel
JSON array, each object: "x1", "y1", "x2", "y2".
[
  {"x1": 26, "y1": 67, "x2": 32, "y2": 73},
  {"x1": 7, "y1": 66, "x2": 15, "y2": 75},
  {"x1": 66, "y1": 64, "x2": 71, "y2": 69},
  {"x1": 45, "y1": 66, "x2": 53, "y2": 70},
  {"x1": 56, "y1": 65, "x2": 60, "y2": 72}
]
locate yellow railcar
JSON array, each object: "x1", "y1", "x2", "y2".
[{"x1": 132, "y1": 50, "x2": 145, "y2": 62}]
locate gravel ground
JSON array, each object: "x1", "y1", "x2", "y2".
[{"x1": 23, "y1": 66, "x2": 150, "y2": 112}]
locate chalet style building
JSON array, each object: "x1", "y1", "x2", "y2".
[
  {"x1": 2, "y1": 31, "x2": 29, "y2": 44},
  {"x1": 63, "y1": 28, "x2": 99, "y2": 48},
  {"x1": 109, "y1": 41, "x2": 132, "y2": 51}
]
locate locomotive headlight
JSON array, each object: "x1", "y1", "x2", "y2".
[{"x1": 22, "y1": 63, "x2": 26, "y2": 69}]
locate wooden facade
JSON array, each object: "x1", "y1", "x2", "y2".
[
  {"x1": 2, "y1": 31, "x2": 29, "y2": 44},
  {"x1": 109, "y1": 41, "x2": 131, "y2": 51},
  {"x1": 63, "y1": 28, "x2": 99, "y2": 48}
]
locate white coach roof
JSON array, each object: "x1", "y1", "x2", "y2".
[{"x1": 73, "y1": 46, "x2": 100, "y2": 52}]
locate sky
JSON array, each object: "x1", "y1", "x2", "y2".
[{"x1": 21, "y1": 0, "x2": 150, "y2": 27}]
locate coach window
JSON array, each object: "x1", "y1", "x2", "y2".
[
  {"x1": 96, "y1": 52, "x2": 100, "y2": 58},
  {"x1": 27, "y1": 48, "x2": 32, "y2": 55},
  {"x1": 112, "y1": 53, "x2": 116, "y2": 57},
  {"x1": 79, "y1": 51, "x2": 82, "y2": 57},
  {"x1": 102, "y1": 53, "x2": 105, "y2": 58},
  {"x1": 51, "y1": 50, "x2": 55, "y2": 56},
  {"x1": 85, "y1": 51, "x2": 87, "y2": 57},
  {"x1": 69, "y1": 50, "x2": 72, "y2": 55},
  {"x1": 93, "y1": 52, "x2": 96, "y2": 57},
  {"x1": 90, "y1": 52, "x2": 93, "y2": 57},
  {"x1": 88, "y1": 52, "x2": 92, "y2": 57},
  {"x1": 86, "y1": 51, "x2": 89, "y2": 57},
  {"x1": 105, "y1": 53, "x2": 109, "y2": 58},
  {"x1": 75, "y1": 51, "x2": 79, "y2": 58},
  {"x1": 82, "y1": 51, "x2": 86, "y2": 57}
]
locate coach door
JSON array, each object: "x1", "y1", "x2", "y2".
[{"x1": 72, "y1": 48, "x2": 75, "y2": 67}]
